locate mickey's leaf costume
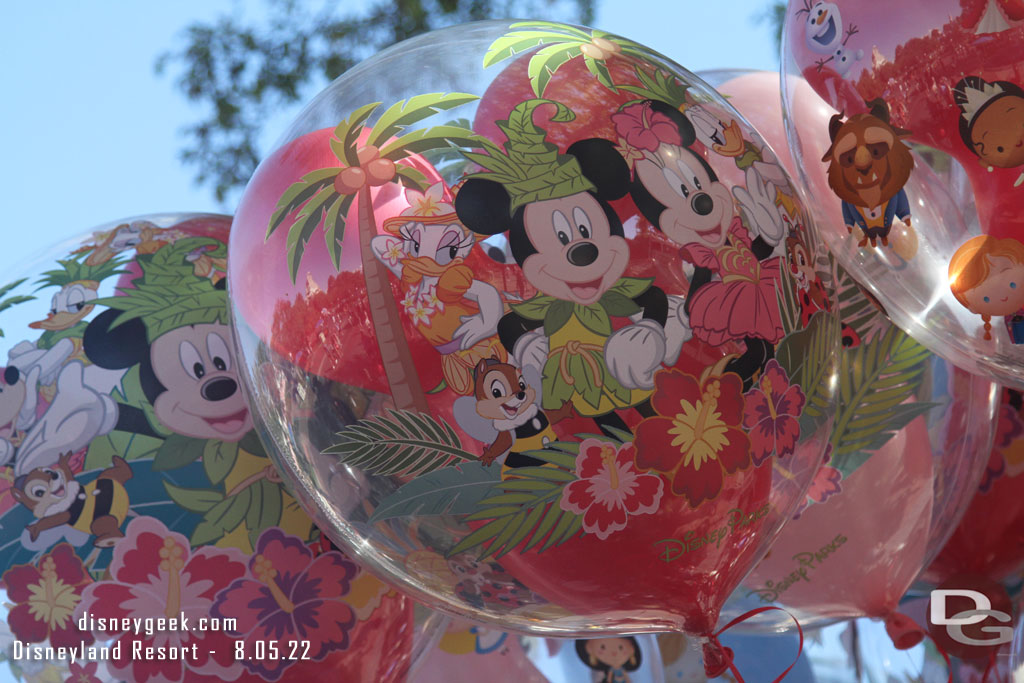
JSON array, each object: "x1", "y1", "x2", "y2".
[{"x1": 460, "y1": 99, "x2": 667, "y2": 419}]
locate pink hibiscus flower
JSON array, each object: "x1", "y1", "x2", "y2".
[
  {"x1": 4, "y1": 544, "x2": 93, "y2": 648},
  {"x1": 211, "y1": 528, "x2": 358, "y2": 680},
  {"x1": 560, "y1": 439, "x2": 663, "y2": 540},
  {"x1": 793, "y1": 445, "x2": 843, "y2": 519},
  {"x1": 743, "y1": 360, "x2": 805, "y2": 466},
  {"x1": 611, "y1": 101, "x2": 682, "y2": 153},
  {"x1": 76, "y1": 516, "x2": 248, "y2": 683}
]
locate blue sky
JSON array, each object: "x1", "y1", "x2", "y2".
[{"x1": 0, "y1": 0, "x2": 781, "y2": 278}]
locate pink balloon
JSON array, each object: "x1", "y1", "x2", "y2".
[
  {"x1": 745, "y1": 415, "x2": 931, "y2": 619},
  {"x1": 710, "y1": 70, "x2": 998, "y2": 632},
  {"x1": 413, "y1": 619, "x2": 547, "y2": 683}
]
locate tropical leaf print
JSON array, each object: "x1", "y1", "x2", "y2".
[
  {"x1": 369, "y1": 462, "x2": 501, "y2": 523},
  {"x1": 323, "y1": 410, "x2": 480, "y2": 476},
  {"x1": 448, "y1": 442, "x2": 583, "y2": 560},
  {"x1": 831, "y1": 324, "x2": 937, "y2": 462}
]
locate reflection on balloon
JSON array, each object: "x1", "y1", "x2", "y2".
[{"x1": 781, "y1": 0, "x2": 1024, "y2": 388}]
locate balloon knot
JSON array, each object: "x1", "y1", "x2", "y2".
[
  {"x1": 885, "y1": 612, "x2": 925, "y2": 650},
  {"x1": 702, "y1": 639, "x2": 735, "y2": 678}
]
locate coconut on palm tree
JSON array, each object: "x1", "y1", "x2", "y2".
[{"x1": 266, "y1": 93, "x2": 485, "y2": 412}]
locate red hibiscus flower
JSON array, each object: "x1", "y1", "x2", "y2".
[
  {"x1": 76, "y1": 516, "x2": 248, "y2": 683},
  {"x1": 65, "y1": 661, "x2": 101, "y2": 683},
  {"x1": 4, "y1": 544, "x2": 92, "y2": 648},
  {"x1": 611, "y1": 101, "x2": 682, "y2": 153},
  {"x1": 211, "y1": 528, "x2": 358, "y2": 681},
  {"x1": 793, "y1": 445, "x2": 843, "y2": 519},
  {"x1": 559, "y1": 439, "x2": 664, "y2": 540},
  {"x1": 635, "y1": 370, "x2": 751, "y2": 507},
  {"x1": 743, "y1": 360, "x2": 805, "y2": 465}
]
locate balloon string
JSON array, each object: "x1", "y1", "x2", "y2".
[
  {"x1": 706, "y1": 606, "x2": 804, "y2": 682},
  {"x1": 981, "y1": 645, "x2": 1000, "y2": 683},
  {"x1": 919, "y1": 628, "x2": 952, "y2": 683}
]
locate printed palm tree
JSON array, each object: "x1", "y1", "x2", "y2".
[
  {"x1": 0, "y1": 278, "x2": 34, "y2": 337},
  {"x1": 483, "y1": 20, "x2": 662, "y2": 97},
  {"x1": 266, "y1": 93, "x2": 485, "y2": 413}
]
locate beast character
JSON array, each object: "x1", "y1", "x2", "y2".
[{"x1": 822, "y1": 98, "x2": 915, "y2": 248}]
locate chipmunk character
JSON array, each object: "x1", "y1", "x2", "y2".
[
  {"x1": 13, "y1": 452, "x2": 132, "y2": 548},
  {"x1": 454, "y1": 358, "x2": 573, "y2": 467}
]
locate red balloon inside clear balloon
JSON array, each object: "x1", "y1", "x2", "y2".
[{"x1": 229, "y1": 20, "x2": 840, "y2": 660}]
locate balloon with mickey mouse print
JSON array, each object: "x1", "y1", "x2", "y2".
[
  {"x1": 0, "y1": 214, "x2": 417, "y2": 683},
  {"x1": 228, "y1": 19, "x2": 842, "y2": 679}
]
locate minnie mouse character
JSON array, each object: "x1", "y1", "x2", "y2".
[
  {"x1": 455, "y1": 99, "x2": 691, "y2": 435},
  {"x1": 615, "y1": 99, "x2": 785, "y2": 387}
]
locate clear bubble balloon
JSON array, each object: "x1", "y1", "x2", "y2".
[
  {"x1": 228, "y1": 19, "x2": 840, "y2": 672},
  {"x1": 703, "y1": 71, "x2": 997, "y2": 637},
  {"x1": 781, "y1": 0, "x2": 1024, "y2": 388}
]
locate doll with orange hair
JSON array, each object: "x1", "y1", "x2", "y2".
[{"x1": 949, "y1": 235, "x2": 1024, "y2": 343}]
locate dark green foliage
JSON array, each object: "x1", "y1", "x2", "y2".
[{"x1": 157, "y1": 0, "x2": 595, "y2": 202}]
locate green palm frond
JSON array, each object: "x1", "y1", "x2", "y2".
[
  {"x1": 776, "y1": 311, "x2": 841, "y2": 429},
  {"x1": 448, "y1": 442, "x2": 583, "y2": 559},
  {"x1": 0, "y1": 278, "x2": 34, "y2": 337},
  {"x1": 831, "y1": 325, "x2": 936, "y2": 462},
  {"x1": 265, "y1": 93, "x2": 480, "y2": 282},
  {"x1": 34, "y1": 252, "x2": 128, "y2": 290},
  {"x1": 835, "y1": 265, "x2": 884, "y2": 345},
  {"x1": 483, "y1": 22, "x2": 663, "y2": 97},
  {"x1": 617, "y1": 64, "x2": 690, "y2": 108},
  {"x1": 324, "y1": 409, "x2": 479, "y2": 477}
]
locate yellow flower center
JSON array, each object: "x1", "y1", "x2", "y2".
[
  {"x1": 26, "y1": 556, "x2": 80, "y2": 632},
  {"x1": 159, "y1": 537, "x2": 185, "y2": 619},
  {"x1": 254, "y1": 554, "x2": 296, "y2": 613},
  {"x1": 600, "y1": 445, "x2": 620, "y2": 489},
  {"x1": 763, "y1": 377, "x2": 778, "y2": 421},
  {"x1": 668, "y1": 380, "x2": 729, "y2": 470}
]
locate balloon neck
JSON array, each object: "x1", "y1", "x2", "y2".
[
  {"x1": 702, "y1": 640, "x2": 735, "y2": 678},
  {"x1": 885, "y1": 612, "x2": 925, "y2": 650}
]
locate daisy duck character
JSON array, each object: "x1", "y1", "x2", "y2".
[{"x1": 372, "y1": 182, "x2": 506, "y2": 396}]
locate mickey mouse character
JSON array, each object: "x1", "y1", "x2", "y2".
[
  {"x1": 83, "y1": 238, "x2": 253, "y2": 442},
  {"x1": 13, "y1": 451, "x2": 132, "y2": 548},
  {"x1": 454, "y1": 99, "x2": 691, "y2": 435},
  {"x1": 615, "y1": 99, "x2": 785, "y2": 388},
  {"x1": 453, "y1": 358, "x2": 573, "y2": 468}
]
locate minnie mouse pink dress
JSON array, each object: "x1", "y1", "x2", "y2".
[{"x1": 682, "y1": 217, "x2": 784, "y2": 347}]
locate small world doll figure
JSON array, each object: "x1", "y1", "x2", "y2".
[
  {"x1": 955, "y1": 75, "x2": 1024, "y2": 184},
  {"x1": 575, "y1": 637, "x2": 642, "y2": 683},
  {"x1": 949, "y1": 235, "x2": 1024, "y2": 343}
]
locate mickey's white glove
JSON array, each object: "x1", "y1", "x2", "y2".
[
  {"x1": 0, "y1": 439, "x2": 12, "y2": 468},
  {"x1": 456, "y1": 281, "x2": 503, "y2": 350},
  {"x1": 14, "y1": 361, "x2": 118, "y2": 476},
  {"x1": 734, "y1": 166, "x2": 785, "y2": 246},
  {"x1": 752, "y1": 145, "x2": 791, "y2": 192},
  {"x1": 512, "y1": 330, "x2": 549, "y2": 377},
  {"x1": 604, "y1": 320, "x2": 666, "y2": 391},
  {"x1": 663, "y1": 297, "x2": 693, "y2": 367}
]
